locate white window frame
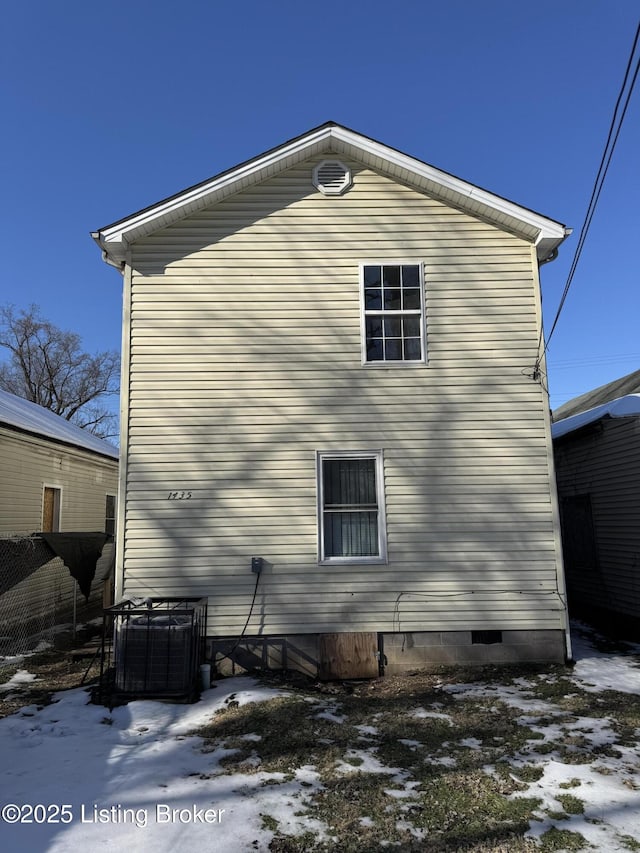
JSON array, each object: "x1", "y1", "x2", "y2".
[
  {"x1": 316, "y1": 450, "x2": 387, "y2": 565},
  {"x1": 105, "y1": 493, "x2": 117, "y2": 537},
  {"x1": 359, "y1": 261, "x2": 427, "y2": 366}
]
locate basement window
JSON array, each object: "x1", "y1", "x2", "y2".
[
  {"x1": 317, "y1": 451, "x2": 387, "y2": 564},
  {"x1": 471, "y1": 631, "x2": 503, "y2": 645}
]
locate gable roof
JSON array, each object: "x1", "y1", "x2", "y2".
[
  {"x1": 0, "y1": 389, "x2": 119, "y2": 460},
  {"x1": 553, "y1": 368, "x2": 640, "y2": 423},
  {"x1": 552, "y1": 393, "x2": 640, "y2": 440},
  {"x1": 92, "y1": 121, "x2": 570, "y2": 269}
]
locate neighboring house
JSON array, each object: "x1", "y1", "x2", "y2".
[
  {"x1": 553, "y1": 367, "x2": 640, "y2": 422},
  {"x1": 0, "y1": 389, "x2": 119, "y2": 648},
  {"x1": 93, "y1": 122, "x2": 571, "y2": 676},
  {"x1": 553, "y1": 381, "x2": 640, "y2": 634}
]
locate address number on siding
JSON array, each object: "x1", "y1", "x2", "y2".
[{"x1": 167, "y1": 491, "x2": 193, "y2": 500}]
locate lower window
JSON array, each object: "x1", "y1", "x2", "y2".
[{"x1": 317, "y1": 451, "x2": 387, "y2": 563}]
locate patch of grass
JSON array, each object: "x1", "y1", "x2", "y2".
[
  {"x1": 559, "y1": 779, "x2": 582, "y2": 789},
  {"x1": 0, "y1": 664, "x2": 20, "y2": 681},
  {"x1": 414, "y1": 771, "x2": 540, "y2": 834},
  {"x1": 0, "y1": 649, "x2": 99, "y2": 719},
  {"x1": 531, "y1": 742, "x2": 556, "y2": 755},
  {"x1": 526, "y1": 677, "x2": 577, "y2": 702},
  {"x1": 539, "y1": 827, "x2": 589, "y2": 851},
  {"x1": 188, "y1": 649, "x2": 638, "y2": 851},
  {"x1": 199, "y1": 697, "x2": 348, "y2": 776},
  {"x1": 261, "y1": 813, "x2": 279, "y2": 832},
  {"x1": 511, "y1": 764, "x2": 545, "y2": 784},
  {"x1": 556, "y1": 793, "x2": 585, "y2": 815},
  {"x1": 267, "y1": 831, "x2": 324, "y2": 852},
  {"x1": 618, "y1": 833, "x2": 640, "y2": 851}
]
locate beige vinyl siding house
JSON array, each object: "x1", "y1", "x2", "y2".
[
  {"x1": 0, "y1": 390, "x2": 119, "y2": 648},
  {"x1": 553, "y1": 393, "x2": 640, "y2": 633},
  {"x1": 1, "y1": 427, "x2": 118, "y2": 536},
  {"x1": 94, "y1": 123, "x2": 571, "y2": 674},
  {"x1": 0, "y1": 390, "x2": 119, "y2": 536}
]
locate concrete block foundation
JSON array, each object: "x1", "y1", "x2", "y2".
[{"x1": 209, "y1": 628, "x2": 567, "y2": 679}]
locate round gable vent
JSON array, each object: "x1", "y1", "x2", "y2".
[{"x1": 313, "y1": 160, "x2": 352, "y2": 195}]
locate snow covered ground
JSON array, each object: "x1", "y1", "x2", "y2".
[{"x1": 0, "y1": 623, "x2": 638, "y2": 852}]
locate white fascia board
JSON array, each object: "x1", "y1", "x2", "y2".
[
  {"x1": 93, "y1": 125, "x2": 335, "y2": 264},
  {"x1": 94, "y1": 123, "x2": 568, "y2": 266},
  {"x1": 330, "y1": 126, "x2": 568, "y2": 257}
]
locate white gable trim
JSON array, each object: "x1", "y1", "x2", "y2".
[{"x1": 93, "y1": 123, "x2": 569, "y2": 267}]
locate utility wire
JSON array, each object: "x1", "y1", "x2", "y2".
[{"x1": 536, "y1": 21, "x2": 640, "y2": 374}]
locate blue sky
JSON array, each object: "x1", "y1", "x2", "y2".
[{"x1": 1, "y1": 1, "x2": 638, "y2": 412}]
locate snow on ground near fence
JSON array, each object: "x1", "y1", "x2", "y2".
[{"x1": 0, "y1": 623, "x2": 638, "y2": 852}]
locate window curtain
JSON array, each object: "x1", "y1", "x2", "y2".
[{"x1": 323, "y1": 459, "x2": 378, "y2": 557}]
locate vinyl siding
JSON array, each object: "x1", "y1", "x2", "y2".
[
  {"x1": 0, "y1": 427, "x2": 118, "y2": 535},
  {"x1": 122, "y1": 156, "x2": 565, "y2": 635},
  {"x1": 554, "y1": 417, "x2": 640, "y2": 619},
  {"x1": 0, "y1": 427, "x2": 118, "y2": 634}
]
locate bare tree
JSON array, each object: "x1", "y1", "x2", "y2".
[{"x1": 0, "y1": 304, "x2": 120, "y2": 440}]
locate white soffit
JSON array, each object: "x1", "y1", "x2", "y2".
[{"x1": 93, "y1": 123, "x2": 569, "y2": 266}]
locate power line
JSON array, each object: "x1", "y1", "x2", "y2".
[{"x1": 535, "y1": 21, "x2": 640, "y2": 374}]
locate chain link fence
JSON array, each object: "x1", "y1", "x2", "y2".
[{"x1": 0, "y1": 534, "x2": 112, "y2": 662}]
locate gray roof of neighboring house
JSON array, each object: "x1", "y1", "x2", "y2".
[
  {"x1": 553, "y1": 368, "x2": 640, "y2": 422},
  {"x1": 0, "y1": 389, "x2": 119, "y2": 460},
  {"x1": 552, "y1": 393, "x2": 640, "y2": 440}
]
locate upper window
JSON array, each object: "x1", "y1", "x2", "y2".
[
  {"x1": 361, "y1": 263, "x2": 426, "y2": 364},
  {"x1": 317, "y1": 451, "x2": 387, "y2": 564}
]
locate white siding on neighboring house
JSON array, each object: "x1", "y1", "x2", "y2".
[{"x1": 119, "y1": 156, "x2": 565, "y2": 639}]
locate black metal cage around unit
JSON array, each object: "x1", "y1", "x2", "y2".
[{"x1": 96, "y1": 597, "x2": 208, "y2": 704}]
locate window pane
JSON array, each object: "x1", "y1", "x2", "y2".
[
  {"x1": 404, "y1": 338, "x2": 422, "y2": 360},
  {"x1": 365, "y1": 288, "x2": 382, "y2": 310},
  {"x1": 324, "y1": 511, "x2": 378, "y2": 557},
  {"x1": 367, "y1": 339, "x2": 384, "y2": 360},
  {"x1": 323, "y1": 458, "x2": 376, "y2": 506},
  {"x1": 385, "y1": 339, "x2": 403, "y2": 360},
  {"x1": 366, "y1": 316, "x2": 383, "y2": 338},
  {"x1": 364, "y1": 265, "x2": 382, "y2": 287},
  {"x1": 383, "y1": 289, "x2": 401, "y2": 310},
  {"x1": 383, "y1": 316, "x2": 402, "y2": 337},
  {"x1": 383, "y1": 266, "x2": 400, "y2": 287},
  {"x1": 403, "y1": 316, "x2": 420, "y2": 337},
  {"x1": 403, "y1": 288, "x2": 421, "y2": 310},
  {"x1": 402, "y1": 265, "x2": 420, "y2": 287}
]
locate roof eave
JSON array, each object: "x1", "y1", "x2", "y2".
[{"x1": 94, "y1": 123, "x2": 569, "y2": 266}]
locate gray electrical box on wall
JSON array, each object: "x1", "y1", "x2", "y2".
[{"x1": 251, "y1": 557, "x2": 263, "y2": 574}]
